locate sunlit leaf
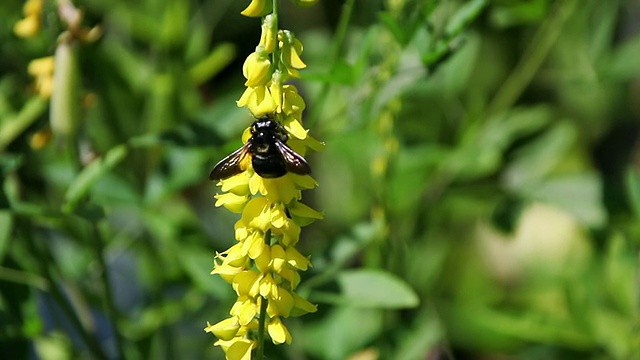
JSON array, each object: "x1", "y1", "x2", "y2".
[{"x1": 337, "y1": 269, "x2": 419, "y2": 309}]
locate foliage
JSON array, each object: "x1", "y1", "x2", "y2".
[{"x1": 1, "y1": 0, "x2": 639, "y2": 359}]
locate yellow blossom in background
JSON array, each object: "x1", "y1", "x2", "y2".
[
  {"x1": 208, "y1": 1, "x2": 322, "y2": 358},
  {"x1": 27, "y1": 56, "x2": 55, "y2": 98},
  {"x1": 14, "y1": 0, "x2": 43, "y2": 38}
]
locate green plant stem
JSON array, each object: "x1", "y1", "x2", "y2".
[
  {"x1": 307, "y1": 0, "x2": 355, "y2": 127},
  {"x1": 91, "y1": 224, "x2": 126, "y2": 360},
  {"x1": 271, "y1": 0, "x2": 280, "y2": 70},
  {"x1": 22, "y1": 222, "x2": 108, "y2": 360},
  {"x1": 256, "y1": 296, "x2": 269, "y2": 359},
  {"x1": 255, "y1": 229, "x2": 272, "y2": 358},
  {"x1": 486, "y1": 0, "x2": 577, "y2": 117}
]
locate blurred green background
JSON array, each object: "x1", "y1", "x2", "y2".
[{"x1": 1, "y1": 0, "x2": 640, "y2": 359}]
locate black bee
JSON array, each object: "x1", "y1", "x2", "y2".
[{"x1": 209, "y1": 116, "x2": 311, "y2": 180}]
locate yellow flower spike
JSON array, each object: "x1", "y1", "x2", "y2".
[
  {"x1": 259, "y1": 15, "x2": 277, "y2": 53},
  {"x1": 206, "y1": 317, "x2": 241, "y2": 341},
  {"x1": 241, "y1": 0, "x2": 273, "y2": 17},
  {"x1": 242, "y1": 50, "x2": 272, "y2": 87},
  {"x1": 214, "y1": 192, "x2": 249, "y2": 213},
  {"x1": 209, "y1": 0, "x2": 321, "y2": 352},
  {"x1": 267, "y1": 317, "x2": 292, "y2": 345}
]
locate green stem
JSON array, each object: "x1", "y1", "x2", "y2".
[
  {"x1": 22, "y1": 222, "x2": 108, "y2": 360},
  {"x1": 485, "y1": 0, "x2": 577, "y2": 116},
  {"x1": 255, "y1": 228, "x2": 272, "y2": 358},
  {"x1": 91, "y1": 224, "x2": 126, "y2": 360},
  {"x1": 255, "y1": 296, "x2": 269, "y2": 359},
  {"x1": 270, "y1": 0, "x2": 280, "y2": 69}
]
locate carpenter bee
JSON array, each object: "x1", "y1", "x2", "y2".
[{"x1": 209, "y1": 116, "x2": 311, "y2": 180}]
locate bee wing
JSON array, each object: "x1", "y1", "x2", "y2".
[
  {"x1": 209, "y1": 143, "x2": 250, "y2": 180},
  {"x1": 275, "y1": 140, "x2": 311, "y2": 175}
]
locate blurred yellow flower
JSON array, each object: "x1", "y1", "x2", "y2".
[
  {"x1": 14, "y1": 0, "x2": 42, "y2": 38},
  {"x1": 27, "y1": 56, "x2": 55, "y2": 98}
]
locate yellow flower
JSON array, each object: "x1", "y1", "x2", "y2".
[
  {"x1": 214, "y1": 338, "x2": 255, "y2": 360},
  {"x1": 259, "y1": 15, "x2": 277, "y2": 53},
  {"x1": 205, "y1": 317, "x2": 241, "y2": 341},
  {"x1": 27, "y1": 56, "x2": 55, "y2": 98},
  {"x1": 278, "y1": 30, "x2": 306, "y2": 78},
  {"x1": 241, "y1": 0, "x2": 273, "y2": 17},
  {"x1": 242, "y1": 51, "x2": 272, "y2": 87},
  {"x1": 215, "y1": 192, "x2": 250, "y2": 213},
  {"x1": 14, "y1": 0, "x2": 42, "y2": 38},
  {"x1": 237, "y1": 85, "x2": 277, "y2": 116},
  {"x1": 230, "y1": 296, "x2": 259, "y2": 326},
  {"x1": 267, "y1": 317, "x2": 292, "y2": 344}
]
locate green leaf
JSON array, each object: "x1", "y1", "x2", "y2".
[
  {"x1": 64, "y1": 145, "x2": 129, "y2": 212},
  {"x1": 527, "y1": 172, "x2": 606, "y2": 227},
  {"x1": 601, "y1": 34, "x2": 640, "y2": 81},
  {"x1": 394, "y1": 311, "x2": 444, "y2": 360},
  {"x1": 337, "y1": 269, "x2": 419, "y2": 309},
  {"x1": 303, "y1": 306, "x2": 383, "y2": 360},
  {"x1": 0, "y1": 97, "x2": 48, "y2": 151},
  {"x1": 378, "y1": 12, "x2": 408, "y2": 45},
  {"x1": 445, "y1": 0, "x2": 488, "y2": 36},
  {"x1": 176, "y1": 245, "x2": 235, "y2": 299},
  {"x1": 603, "y1": 233, "x2": 638, "y2": 316}
]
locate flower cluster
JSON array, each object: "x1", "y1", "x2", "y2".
[{"x1": 205, "y1": 1, "x2": 322, "y2": 358}]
